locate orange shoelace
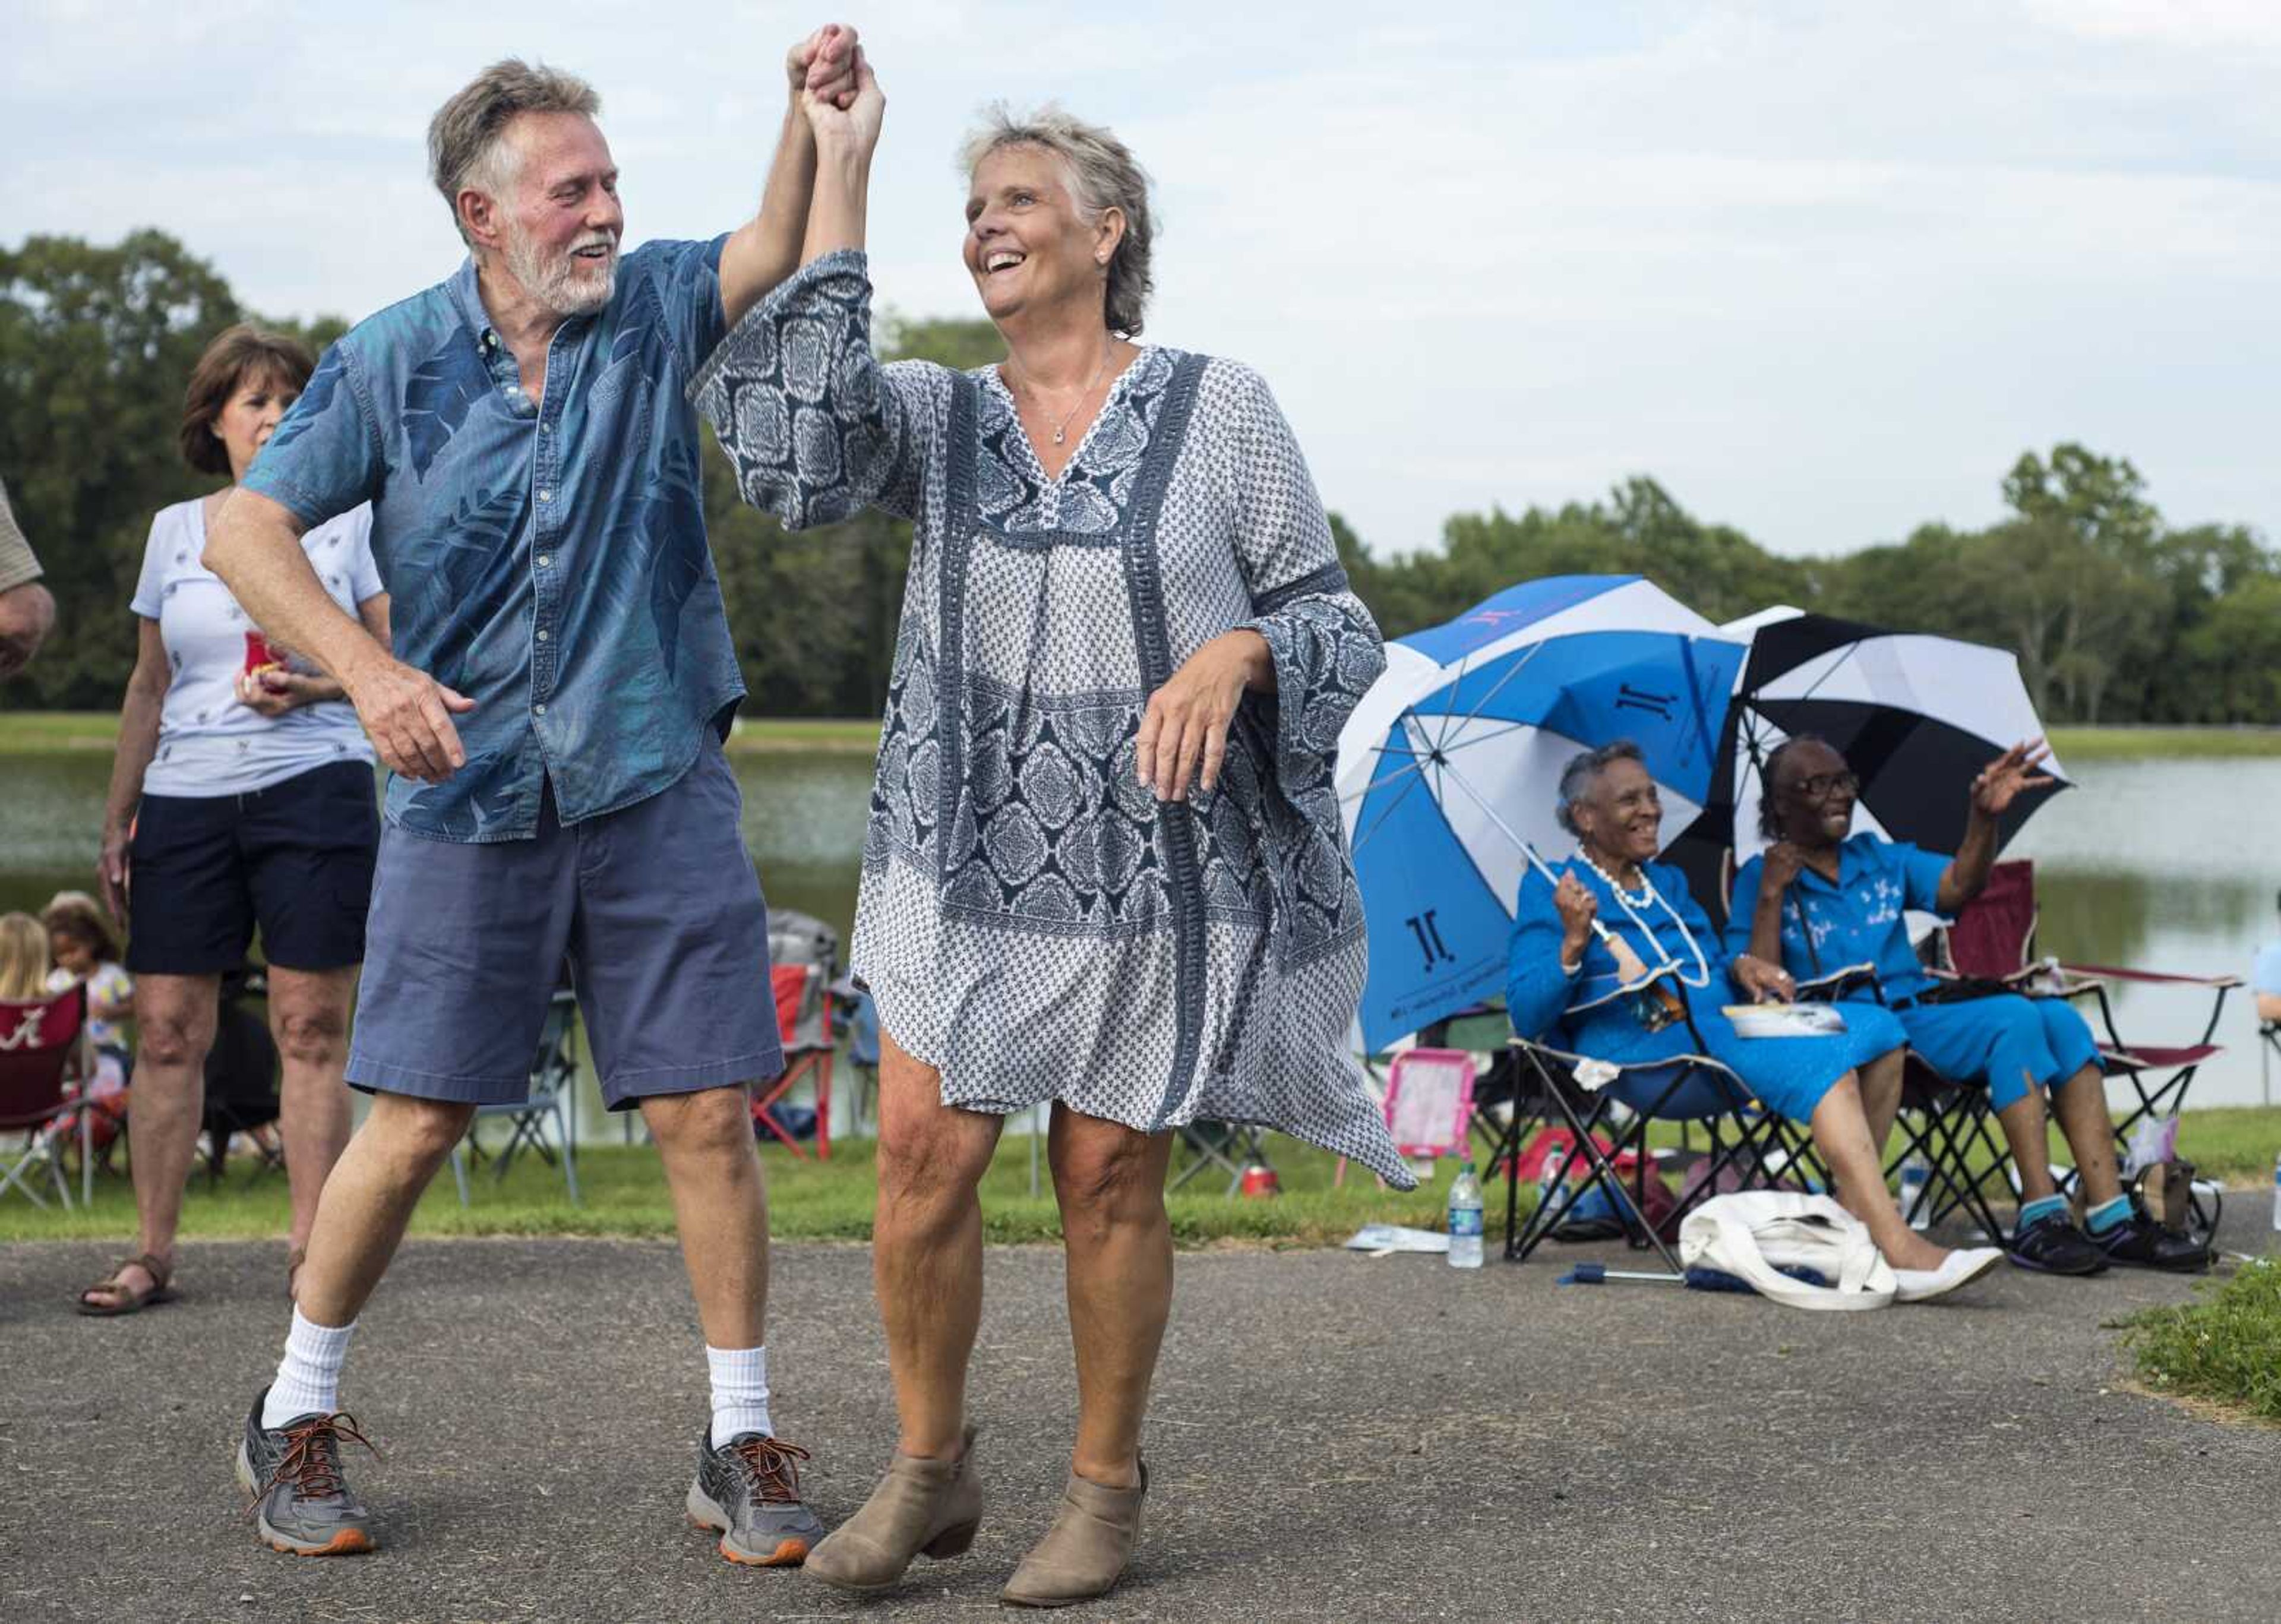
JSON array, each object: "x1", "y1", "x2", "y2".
[
  {"x1": 248, "y1": 1412, "x2": 379, "y2": 1509},
  {"x1": 732, "y1": 1435, "x2": 811, "y2": 1506}
]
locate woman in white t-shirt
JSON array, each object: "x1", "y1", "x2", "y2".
[{"x1": 80, "y1": 326, "x2": 388, "y2": 1317}]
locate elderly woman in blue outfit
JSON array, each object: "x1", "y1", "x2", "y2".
[
  {"x1": 1508, "y1": 741, "x2": 2002, "y2": 1300},
  {"x1": 1731, "y1": 735, "x2": 2210, "y2": 1274}
]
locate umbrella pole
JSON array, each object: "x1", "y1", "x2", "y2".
[{"x1": 1435, "y1": 758, "x2": 1654, "y2": 983}]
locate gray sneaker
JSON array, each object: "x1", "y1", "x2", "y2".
[
  {"x1": 687, "y1": 1429, "x2": 826, "y2": 1567},
  {"x1": 235, "y1": 1388, "x2": 378, "y2": 1556}
]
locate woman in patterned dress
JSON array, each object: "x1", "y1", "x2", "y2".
[{"x1": 696, "y1": 50, "x2": 1411, "y2": 1606}]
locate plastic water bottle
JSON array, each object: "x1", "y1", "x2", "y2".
[
  {"x1": 1448, "y1": 1159, "x2": 1484, "y2": 1269},
  {"x1": 1898, "y1": 1154, "x2": 1931, "y2": 1231}
]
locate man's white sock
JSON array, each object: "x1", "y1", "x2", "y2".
[
  {"x1": 707, "y1": 1344, "x2": 773, "y2": 1442},
  {"x1": 262, "y1": 1309, "x2": 357, "y2": 1430}
]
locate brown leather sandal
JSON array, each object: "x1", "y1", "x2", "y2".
[{"x1": 77, "y1": 1252, "x2": 176, "y2": 1317}]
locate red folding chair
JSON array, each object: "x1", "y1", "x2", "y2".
[
  {"x1": 1934, "y1": 860, "x2": 2238, "y2": 1224},
  {"x1": 752, "y1": 963, "x2": 832, "y2": 1160},
  {"x1": 1, "y1": 984, "x2": 93, "y2": 1209}
]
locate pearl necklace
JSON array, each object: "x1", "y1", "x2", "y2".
[{"x1": 1574, "y1": 848, "x2": 1711, "y2": 989}]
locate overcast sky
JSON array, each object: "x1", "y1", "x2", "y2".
[{"x1": 7, "y1": 1, "x2": 2275, "y2": 558}]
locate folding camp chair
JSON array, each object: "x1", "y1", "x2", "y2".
[
  {"x1": 451, "y1": 988, "x2": 581, "y2": 1205},
  {"x1": 1934, "y1": 860, "x2": 2238, "y2": 1222},
  {"x1": 831, "y1": 977, "x2": 881, "y2": 1136},
  {"x1": 201, "y1": 966, "x2": 283, "y2": 1184},
  {"x1": 1170, "y1": 1120, "x2": 1274, "y2": 1195},
  {"x1": 754, "y1": 963, "x2": 833, "y2": 1159},
  {"x1": 1502, "y1": 1034, "x2": 1817, "y2": 1268},
  {"x1": 1, "y1": 984, "x2": 92, "y2": 1209}
]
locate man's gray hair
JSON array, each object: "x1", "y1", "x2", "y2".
[
  {"x1": 959, "y1": 103, "x2": 1155, "y2": 337},
  {"x1": 428, "y1": 59, "x2": 601, "y2": 246},
  {"x1": 1556, "y1": 740, "x2": 1645, "y2": 837}
]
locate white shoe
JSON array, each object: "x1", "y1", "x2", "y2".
[{"x1": 1892, "y1": 1246, "x2": 2004, "y2": 1303}]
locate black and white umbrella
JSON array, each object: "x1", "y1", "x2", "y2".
[{"x1": 1665, "y1": 608, "x2": 2070, "y2": 914}]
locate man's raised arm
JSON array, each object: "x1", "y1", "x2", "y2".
[
  {"x1": 718, "y1": 23, "x2": 863, "y2": 327},
  {"x1": 205, "y1": 487, "x2": 473, "y2": 782}
]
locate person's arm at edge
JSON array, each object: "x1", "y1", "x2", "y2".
[
  {"x1": 205, "y1": 489, "x2": 469, "y2": 781},
  {"x1": 96, "y1": 618, "x2": 169, "y2": 921}
]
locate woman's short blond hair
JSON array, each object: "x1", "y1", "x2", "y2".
[{"x1": 959, "y1": 104, "x2": 1156, "y2": 337}]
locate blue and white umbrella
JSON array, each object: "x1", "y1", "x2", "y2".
[{"x1": 1336, "y1": 575, "x2": 1747, "y2": 1052}]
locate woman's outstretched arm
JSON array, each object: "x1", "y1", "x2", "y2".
[
  {"x1": 800, "y1": 45, "x2": 882, "y2": 264},
  {"x1": 718, "y1": 24, "x2": 863, "y2": 326}
]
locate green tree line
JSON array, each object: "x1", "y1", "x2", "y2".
[{"x1": 6, "y1": 232, "x2": 2277, "y2": 723}]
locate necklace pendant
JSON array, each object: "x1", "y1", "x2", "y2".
[{"x1": 1053, "y1": 426, "x2": 1067, "y2": 445}]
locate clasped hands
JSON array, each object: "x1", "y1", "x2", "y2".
[{"x1": 788, "y1": 23, "x2": 879, "y2": 144}]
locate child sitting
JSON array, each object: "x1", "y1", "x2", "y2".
[{"x1": 39, "y1": 893, "x2": 135, "y2": 1149}]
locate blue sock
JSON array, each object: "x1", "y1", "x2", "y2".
[
  {"x1": 2018, "y1": 1194, "x2": 2068, "y2": 1228},
  {"x1": 2086, "y1": 1195, "x2": 2132, "y2": 1235}
]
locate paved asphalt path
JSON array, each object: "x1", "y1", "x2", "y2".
[{"x1": 3, "y1": 1207, "x2": 2276, "y2": 1623}]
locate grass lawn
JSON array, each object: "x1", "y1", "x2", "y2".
[
  {"x1": 10, "y1": 1105, "x2": 2276, "y2": 1250},
  {"x1": 2045, "y1": 725, "x2": 2281, "y2": 760},
  {"x1": 8, "y1": 714, "x2": 2279, "y2": 761},
  {"x1": 2121, "y1": 1258, "x2": 2281, "y2": 1424},
  {"x1": 0, "y1": 1132, "x2": 1454, "y2": 1250}
]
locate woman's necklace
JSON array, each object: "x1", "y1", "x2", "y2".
[
  {"x1": 1009, "y1": 340, "x2": 1114, "y2": 446},
  {"x1": 1575, "y1": 847, "x2": 1711, "y2": 988}
]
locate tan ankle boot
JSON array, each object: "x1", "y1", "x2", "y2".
[
  {"x1": 804, "y1": 1427, "x2": 982, "y2": 1594},
  {"x1": 999, "y1": 1463, "x2": 1146, "y2": 1609}
]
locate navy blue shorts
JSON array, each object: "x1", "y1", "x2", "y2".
[
  {"x1": 346, "y1": 737, "x2": 783, "y2": 1110},
  {"x1": 126, "y1": 761, "x2": 379, "y2": 976}
]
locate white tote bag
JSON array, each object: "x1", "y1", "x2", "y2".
[{"x1": 1677, "y1": 1191, "x2": 1896, "y2": 1312}]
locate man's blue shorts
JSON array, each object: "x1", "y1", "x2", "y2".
[
  {"x1": 1891, "y1": 994, "x2": 2102, "y2": 1111},
  {"x1": 346, "y1": 736, "x2": 783, "y2": 1109}
]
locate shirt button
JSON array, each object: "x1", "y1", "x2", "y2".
[
  {"x1": 536, "y1": 630, "x2": 549, "y2": 643},
  {"x1": 538, "y1": 489, "x2": 552, "y2": 503},
  {"x1": 536, "y1": 555, "x2": 552, "y2": 568},
  {"x1": 534, "y1": 703, "x2": 548, "y2": 716}
]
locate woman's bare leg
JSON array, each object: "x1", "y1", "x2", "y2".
[
  {"x1": 873, "y1": 1030, "x2": 1002, "y2": 1459},
  {"x1": 266, "y1": 965, "x2": 359, "y2": 1256},
  {"x1": 1048, "y1": 1106, "x2": 1174, "y2": 1489},
  {"x1": 1811, "y1": 1072, "x2": 1948, "y2": 1271},
  {"x1": 82, "y1": 973, "x2": 217, "y2": 1306}
]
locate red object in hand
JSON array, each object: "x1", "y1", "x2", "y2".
[{"x1": 243, "y1": 631, "x2": 282, "y2": 677}]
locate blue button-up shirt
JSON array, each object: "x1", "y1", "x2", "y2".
[
  {"x1": 1725, "y1": 833, "x2": 1953, "y2": 1001},
  {"x1": 241, "y1": 239, "x2": 745, "y2": 841}
]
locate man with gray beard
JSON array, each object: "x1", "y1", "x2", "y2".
[{"x1": 201, "y1": 34, "x2": 865, "y2": 1568}]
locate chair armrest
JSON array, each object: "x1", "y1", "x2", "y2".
[
  {"x1": 1796, "y1": 962, "x2": 1880, "y2": 1002},
  {"x1": 2059, "y1": 963, "x2": 2242, "y2": 990},
  {"x1": 1508, "y1": 1035, "x2": 1740, "y2": 1089}
]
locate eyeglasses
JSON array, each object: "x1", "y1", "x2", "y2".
[{"x1": 1788, "y1": 770, "x2": 1860, "y2": 802}]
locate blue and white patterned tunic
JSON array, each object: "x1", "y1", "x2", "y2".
[{"x1": 694, "y1": 250, "x2": 1411, "y2": 1184}]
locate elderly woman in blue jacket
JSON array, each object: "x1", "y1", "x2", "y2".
[
  {"x1": 1730, "y1": 734, "x2": 2209, "y2": 1274},
  {"x1": 1508, "y1": 740, "x2": 2000, "y2": 1300}
]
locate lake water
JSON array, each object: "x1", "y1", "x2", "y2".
[{"x1": 2, "y1": 749, "x2": 2276, "y2": 1138}]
